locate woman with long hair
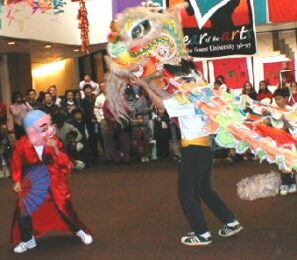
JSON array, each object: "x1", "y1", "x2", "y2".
[
  {"x1": 242, "y1": 81, "x2": 257, "y2": 100},
  {"x1": 73, "y1": 89, "x2": 83, "y2": 109}
]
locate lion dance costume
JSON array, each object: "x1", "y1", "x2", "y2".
[
  {"x1": 105, "y1": 0, "x2": 297, "y2": 245},
  {"x1": 106, "y1": 1, "x2": 297, "y2": 173}
]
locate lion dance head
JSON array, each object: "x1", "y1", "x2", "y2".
[{"x1": 106, "y1": 1, "x2": 205, "y2": 119}]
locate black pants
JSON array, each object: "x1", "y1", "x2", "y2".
[
  {"x1": 86, "y1": 121, "x2": 98, "y2": 161},
  {"x1": 178, "y1": 145, "x2": 235, "y2": 234},
  {"x1": 281, "y1": 173, "x2": 296, "y2": 185},
  {"x1": 20, "y1": 216, "x2": 33, "y2": 242},
  {"x1": 19, "y1": 211, "x2": 80, "y2": 242},
  {"x1": 156, "y1": 137, "x2": 170, "y2": 159},
  {"x1": 14, "y1": 123, "x2": 26, "y2": 140}
]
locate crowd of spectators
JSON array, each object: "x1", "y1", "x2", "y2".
[
  {"x1": 0, "y1": 73, "x2": 296, "y2": 177},
  {"x1": 3, "y1": 74, "x2": 182, "y2": 173}
]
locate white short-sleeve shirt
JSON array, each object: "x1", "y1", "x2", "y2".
[{"x1": 163, "y1": 96, "x2": 209, "y2": 140}]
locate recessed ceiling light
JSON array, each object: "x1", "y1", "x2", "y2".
[
  {"x1": 8, "y1": 41, "x2": 15, "y2": 45},
  {"x1": 73, "y1": 49, "x2": 80, "y2": 52},
  {"x1": 44, "y1": 45, "x2": 52, "y2": 49}
]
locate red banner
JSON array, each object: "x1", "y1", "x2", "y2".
[
  {"x1": 213, "y1": 58, "x2": 249, "y2": 89},
  {"x1": 268, "y1": 0, "x2": 297, "y2": 22},
  {"x1": 263, "y1": 61, "x2": 295, "y2": 86},
  {"x1": 194, "y1": 61, "x2": 203, "y2": 74}
]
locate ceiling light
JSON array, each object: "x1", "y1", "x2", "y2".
[
  {"x1": 73, "y1": 49, "x2": 80, "y2": 52},
  {"x1": 44, "y1": 45, "x2": 52, "y2": 49},
  {"x1": 8, "y1": 41, "x2": 15, "y2": 45}
]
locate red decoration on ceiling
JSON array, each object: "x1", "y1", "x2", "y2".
[{"x1": 72, "y1": 0, "x2": 89, "y2": 54}]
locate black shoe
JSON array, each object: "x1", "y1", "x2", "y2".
[
  {"x1": 103, "y1": 159, "x2": 113, "y2": 165},
  {"x1": 122, "y1": 161, "x2": 131, "y2": 165},
  {"x1": 181, "y1": 232, "x2": 212, "y2": 246}
]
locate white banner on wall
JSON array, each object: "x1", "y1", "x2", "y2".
[{"x1": 0, "y1": 0, "x2": 112, "y2": 45}]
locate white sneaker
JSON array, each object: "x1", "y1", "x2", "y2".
[
  {"x1": 13, "y1": 237, "x2": 36, "y2": 253},
  {"x1": 279, "y1": 185, "x2": 289, "y2": 196},
  {"x1": 288, "y1": 184, "x2": 297, "y2": 194},
  {"x1": 181, "y1": 232, "x2": 212, "y2": 246},
  {"x1": 144, "y1": 157, "x2": 150, "y2": 162},
  {"x1": 76, "y1": 230, "x2": 93, "y2": 245}
]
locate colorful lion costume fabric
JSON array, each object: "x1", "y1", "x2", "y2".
[{"x1": 106, "y1": 1, "x2": 297, "y2": 171}]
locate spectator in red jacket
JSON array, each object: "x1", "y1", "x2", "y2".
[{"x1": 257, "y1": 80, "x2": 273, "y2": 103}]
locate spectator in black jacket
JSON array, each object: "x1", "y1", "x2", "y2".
[
  {"x1": 81, "y1": 84, "x2": 98, "y2": 162},
  {"x1": 154, "y1": 108, "x2": 171, "y2": 160}
]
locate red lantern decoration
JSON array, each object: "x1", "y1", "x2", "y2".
[{"x1": 72, "y1": 0, "x2": 90, "y2": 54}]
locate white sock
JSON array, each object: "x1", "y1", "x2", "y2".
[
  {"x1": 227, "y1": 219, "x2": 240, "y2": 227},
  {"x1": 199, "y1": 231, "x2": 211, "y2": 238}
]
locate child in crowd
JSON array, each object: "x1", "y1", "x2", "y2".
[
  {"x1": 262, "y1": 88, "x2": 296, "y2": 195},
  {"x1": 65, "y1": 131, "x2": 87, "y2": 170},
  {"x1": 153, "y1": 108, "x2": 171, "y2": 160},
  {"x1": 70, "y1": 109, "x2": 89, "y2": 141},
  {"x1": 133, "y1": 114, "x2": 151, "y2": 162},
  {"x1": 213, "y1": 80, "x2": 222, "y2": 91},
  {"x1": 69, "y1": 109, "x2": 93, "y2": 167},
  {"x1": 213, "y1": 79, "x2": 228, "y2": 92},
  {"x1": 215, "y1": 75, "x2": 229, "y2": 92}
]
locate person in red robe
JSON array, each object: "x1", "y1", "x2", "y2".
[{"x1": 11, "y1": 110, "x2": 93, "y2": 253}]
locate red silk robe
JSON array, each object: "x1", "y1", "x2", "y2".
[{"x1": 11, "y1": 135, "x2": 90, "y2": 246}]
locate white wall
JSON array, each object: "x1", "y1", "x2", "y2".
[
  {"x1": 0, "y1": 0, "x2": 112, "y2": 45},
  {"x1": 253, "y1": 32, "x2": 295, "y2": 91}
]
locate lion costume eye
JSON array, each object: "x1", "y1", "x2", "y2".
[{"x1": 130, "y1": 19, "x2": 151, "y2": 39}]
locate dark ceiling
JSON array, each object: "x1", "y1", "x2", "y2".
[{"x1": 0, "y1": 37, "x2": 107, "y2": 64}]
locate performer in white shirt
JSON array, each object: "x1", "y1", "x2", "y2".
[{"x1": 131, "y1": 60, "x2": 243, "y2": 247}]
